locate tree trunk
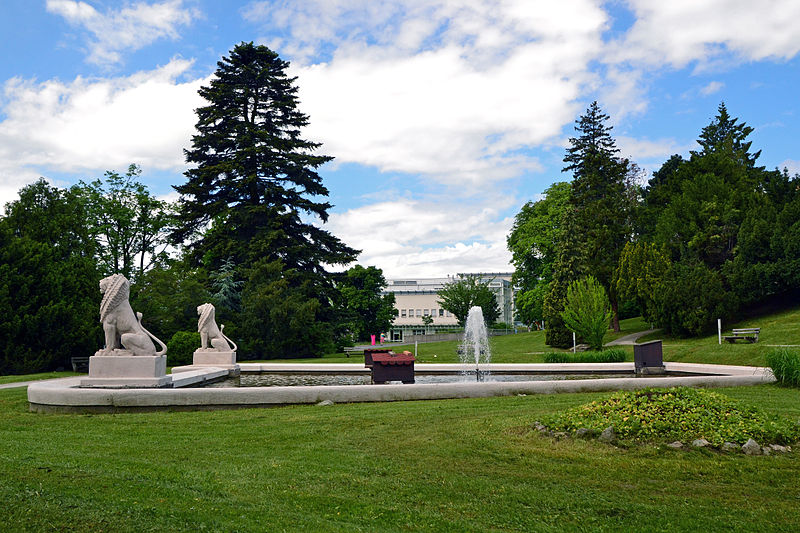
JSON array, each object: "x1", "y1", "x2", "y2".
[{"x1": 611, "y1": 297, "x2": 620, "y2": 332}]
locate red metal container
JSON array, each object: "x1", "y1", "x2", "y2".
[{"x1": 371, "y1": 351, "x2": 416, "y2": 384}]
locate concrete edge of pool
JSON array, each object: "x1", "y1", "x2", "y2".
[{"x1": 27, "y1": 362, "x2": 775, "y2": 413}]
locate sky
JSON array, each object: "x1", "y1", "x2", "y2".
[{"x1": 1, "y1": 0, "x2": 799, "y2": 279}]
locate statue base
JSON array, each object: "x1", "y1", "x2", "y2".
[
  {"x1": 81, "y1": 354, "x2": 172, "y2": 388},
  {"x1": 171, "y1": 350, "x2": 239, "y2": 375}
]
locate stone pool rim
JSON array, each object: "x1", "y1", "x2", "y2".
[{"x1": 27, "y1": 362, "x2": 774, "y2": 413}]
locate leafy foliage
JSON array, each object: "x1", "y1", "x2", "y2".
[
  {"x1": 507, "y1": 182, "x2": 570, "y2": 325},
  {"x1": 766, "y1": 348, "x2": 800, "y2": 388},
  {"x1": 614, "y1": 241, "x2": 671, "y2": 324},
  {"x1": 78, "y1": 164, "x2": 174, "y2": 282},
  {"x1": 437, "y1": 275, "x2": 500, "y2": 326},
  {"x1": 0, "y1": 180, "x2": 100, "y2": 373},
  {"x1": 166, "y1": 331, "x2": 201, "y2": 367},
  {"x1": 337, "y1": 265, "x2": 397, "y2": 342},
  {"x1": 542, "y1": 348, "x2": 626, "y2": 363},
  {"x1": 560, "y1": 276, "x2": 612, "y2": 351},
  {"x1": 544, "y1": 387, "x2": 800, "y2": 446}
]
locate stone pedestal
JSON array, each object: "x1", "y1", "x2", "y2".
[
  {"x1": 81, "y1": 354, "x2": 172, "y2": 388},
  {"x1": 171, "y1": 350, "x2": 239, "y2": 375}
]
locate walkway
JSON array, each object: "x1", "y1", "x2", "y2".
[{"x1": 605, "y1": 328, "x2": 661, "y2": 346}]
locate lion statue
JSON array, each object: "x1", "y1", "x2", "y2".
[
  {"x1": 197, "y1": 303, "x2": 237, "y2": 352},
  {"x1": 96, "y1": 274, "x2": 166, "y2": 357}
]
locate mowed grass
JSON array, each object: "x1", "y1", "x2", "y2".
[
  {"x1": 0, "y1": 371, "x2": 80, "y2": 385},
  {"x1": 2, "y1": 385, "x2": 799, "y2": 532},
  {"x1": 637, "y1": 306, "x2": 800, "y2": 367}
]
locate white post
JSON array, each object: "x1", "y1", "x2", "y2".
[
  {"x1": 718, "y1": 319, "x2": 722, "y2": 345},
  {"x1": 415, "y1": 340, "x2": 418, "y2": 358},
  {"x1": 573, "y1": 331, "x2": 576, "y2": 353}
]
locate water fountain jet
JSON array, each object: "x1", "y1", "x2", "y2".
[{"x1": 459, "y1": 306, "x2": 492, "y2": 381}]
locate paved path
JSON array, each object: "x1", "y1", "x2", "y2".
[{"x1": 605, "y1": 328, "x2": 661, "y2": 346}]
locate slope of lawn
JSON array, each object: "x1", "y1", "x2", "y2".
[
  {"x1": 637, "y1": 306, "x2": 800, "y2": 367},
  {"x1": 1, "y1": 384, "x2": 799, "y2": 532}
]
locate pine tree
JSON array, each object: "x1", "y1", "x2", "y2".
[
  {"x1": 172, "y1": 42, "x2": 357, "y2": 273},
  {"x1": 560, "y1": 101, "x2": 630, "y2": 332},
  {"x1": 171, "y1": 42, "x2": 358, "y2": 357}
]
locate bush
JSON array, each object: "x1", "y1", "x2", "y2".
[
  {"x1": 560, "y1": 276, "x2": 612, "y2": 350},
  {"x1": 543, "y1": 348, "x2": 626, "y2": 364},
  {"x1": 766, "y1": 348, "x2": 800, "y2": 387},
  {"x1": 167, "y1": 331, "x2": 200, "y2": 367},
  {"x1": 543, "y1": 387, "x2": 800, "y2": 446}
]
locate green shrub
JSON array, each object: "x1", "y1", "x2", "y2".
[
  {"x1": 543, "y1": 348, "x2": 626, "y2": 364},
  {"x1": 560, "y1": 276, "x2": 612, "y2": 351},
  {"x1": 167, "y1": 331, "x2": 201, "y2": 367},
  {"x1": 543, "y1": 387, "x2": 800, "y2": 446},
  {"x1": 766, "y1": 348, "x2": 800, "y2": 387}
]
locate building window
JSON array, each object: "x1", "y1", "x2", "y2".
[
  {"x1": 438, "y1": 309, "x2": 444, "y2": 317},
  {"x1": 416, "y1": 309, "x2": 422, "y2": 317},
  {"x1": 400, "y1": 309, "x2": 407, "y2": 318},
  {"x1": 423, "y1": 309, "x2": 429, "y2": 316}
]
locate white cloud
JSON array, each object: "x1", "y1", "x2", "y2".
[
  {"x1": 327, "y1": 198, "x2": 514, "y2": 277},
  {"x1": 616, "y1": 136, "x2": 687, "y2": 161},
  {"x1": 700, "y1": 81, "x2": 725, "y2": 96},
  {"x1": 245, "y1": 0, "x2": 608, "y2": 187},
  {"x1": 46, "y1": 0, "x2": 199, "y2": 65},
  {"x1": 0, "y1": 59, "x2": 207, "y2": 206},
  {"x1": 609, "y1": 0, "x2": 800, "y2": 70},
  {"x1": 780, "y1": 159, "x2": 800, "y2": 175}
]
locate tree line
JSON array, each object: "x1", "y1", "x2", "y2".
[
  {"x1": 508, "y1": 101, "x2": 800, "y2": 347},
  {"x1": 0, "y1": 42, "x2": 397, "y2": 374}
]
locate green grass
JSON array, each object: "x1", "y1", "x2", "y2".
[
  {"x1": 2, "y1": 385, "x2": 800, "y2": 531},
  {"x1": 766, "y1": 348, "x2": 800, "y2": 387},
  {"x1": 0, "y1": 371, "x2": 80, "y2": 385},
  {"x1": 637, "y1": 306, "x2": 800, "y2": 367},
  {"x1": 543, "y1": 348, "x2": 627, "y2": 364}
]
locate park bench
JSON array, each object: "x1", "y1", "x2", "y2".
[
  {"x1": 70, "y1": 356, "x2": 90, "y2": 372},
  {"x1": 343, "y1": 347, "x2": 361, "y2": 357},
  {"x1": 723, "y1": 328, "x2": 760, "y2": 344}
]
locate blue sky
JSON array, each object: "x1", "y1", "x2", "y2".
[{"x1": 1, "y1": 0, "x2": 799, "y2": 278}]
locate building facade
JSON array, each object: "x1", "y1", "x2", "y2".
[{"x1": 383, "y1": 273, "x2": 515, "y2": 341}]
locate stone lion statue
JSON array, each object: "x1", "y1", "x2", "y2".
[
  {"x1": 197, "y1": 303, "x2": 238, "y2": 352},
  {"x1": 96, "y1": 274, "x2": 166, "y2": 357}
]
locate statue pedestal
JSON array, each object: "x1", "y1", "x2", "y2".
[
  {"x1": 81, "y1": 354, "x2": 172, "y2": 388},
  {"x1": 172, "y1": 350, "x2": 239, "y2": 375}
]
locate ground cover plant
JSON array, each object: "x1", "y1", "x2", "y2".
[
  {"x1": 542, "y1": 387, "x2": 800, "y2": 447},
  {"x1": 542, "y1": 348, "x2": 626, "y2": 364},
  {"x1": 766, "y1": 348, "x2": 800, "y2": 387},
  {"x1": 2, "y1": 385, "x2": 800, "y2": 532}
]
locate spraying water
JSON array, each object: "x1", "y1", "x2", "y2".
[{"x1": 459, "y1": 306, "x2": 492, "y2": 381}]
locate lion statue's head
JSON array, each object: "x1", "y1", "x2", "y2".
[
  {"x1": 99, "y1": 274, "x2": 129, "y2": 323},
  {"x1": 197, "y1": 302, "x2": 215, "y2": 331}
]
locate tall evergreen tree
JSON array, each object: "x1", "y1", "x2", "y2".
[
  {"x1": 559, "y1": 101, "x2": 630, "y2": 333},
  {"x1": 172, "y1": 42, "x2": 357, "y2": 274},
  {"x1": 171, "y1": 42, "x2": 358, "y2": 357}
]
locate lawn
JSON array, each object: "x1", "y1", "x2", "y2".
[
  {"x1": 0, "y1": 371, "x2": 80, "y2": 386},
  {"x1": 637, "y1": 306, "x2": 800, "y2": 367},
  {"x1": 1, "y1": 384, "x2": 799, "y2": 532}
]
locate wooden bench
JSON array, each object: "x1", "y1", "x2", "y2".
[
  {"x1": 723, "y1": 328, "x2": 760, "y2": 344},
  {"x1": 70, "y1": 356, "x2": 90, "y2": 372},
  {"x1": 343, "y1": 347, "x2": 362, "y2": 358}
]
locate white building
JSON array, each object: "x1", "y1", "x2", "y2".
[{"x1": 384, "y1": 273, "x2": 515, "y2": 340}]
